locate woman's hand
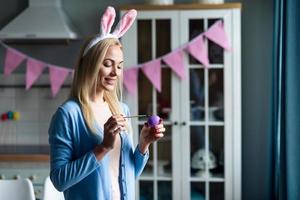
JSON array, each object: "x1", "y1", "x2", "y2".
[
  {"x1": 101, "y1": 115, "x2": 126, "y2": 149},
  {"x1": 139, "y1": 120, "x2": 166, "y2": 154},
  {"x1": 93, "y1": 115, "x2": 126, "y2": 161}
]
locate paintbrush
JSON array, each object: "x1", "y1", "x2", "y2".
[{"x1": 124, "y1": 114, "x2": 150, "y2": 118}]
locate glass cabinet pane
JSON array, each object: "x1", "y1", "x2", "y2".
[
  {"x1": 190, "y1": 126, "x2": 205, "y2": 177},
  {"x1": 209, "y1": 126, "x2": 224, "y2": 178},
  {"x1": 157, "y1": 125, "x2": 172, "y2": 177},
  {"x1": 157, "y1": 68, "x2": 172, "y2": 120},
  {"x1": 190, "y1": 69, "x2": 205, "y2": 121},
  {"x1": 158, "y1": 181, "x2": 172, "y2": 200},
  {"x1": 210, "y1": 182, "x2": 224, "y2": 200},
  {"x1": 191, "y1": 182, "x2": 205, "y2": 200},
  {"x1": 208, "y1": 18, "x2": 224, "y2": 64},
  {"x1": 208, "y1": 69, "x2": 224, "y2": 122},
  {"x1": 189, "y1": 19, "x2": 204, "y2": 64},
  {"x1": 156, "y1": 19, "x2": 171, "y2": 58},
  {"x1": 138, "y1": 72, "x2": 153, "y2": 116},
  {"x1": 140, "y1": 181, "x2": 154, "y2": 200},
  {"x1": 138, "y1": 20, "x2": 152, "y2": 63}
]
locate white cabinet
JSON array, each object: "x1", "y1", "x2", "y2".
[{"x1": 121, "y1": 3, "x2": 241, "y2": 200}]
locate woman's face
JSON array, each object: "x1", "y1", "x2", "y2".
[{"x1": 98, "y1": 44, "x2": 123, "y2": 92}]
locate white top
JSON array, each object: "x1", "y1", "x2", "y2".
[
  {"x1": 108, "y1": 134, "x2": 121, "y2": 200},
  {"x1": 90, "y1": 100, "x2": 121, "y2": 199}
]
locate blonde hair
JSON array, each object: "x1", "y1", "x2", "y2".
[{"x1": 70, "y1": 37, "x2": 124, "y2": 133}]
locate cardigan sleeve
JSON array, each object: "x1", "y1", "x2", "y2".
[
  {"x1": 48, "y1": 107, "x2": 100, "y2": 192},
  {"x1": 133, "y1": 145, "x2": 149, "y2": 177}
]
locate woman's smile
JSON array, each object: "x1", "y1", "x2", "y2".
[{"x1": 104, "y1": 77, "x2": 117, "y2": 85}]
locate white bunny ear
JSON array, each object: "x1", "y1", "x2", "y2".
[
  {"x1": 100, "y1": 6, "x2": 116, "y2": 36},
  {"x1": 82, "y1": 7, "x2": 135, "y2": 57},
  {"x1": 112, "y1": 9, "x2": 137, "y2": 38}
]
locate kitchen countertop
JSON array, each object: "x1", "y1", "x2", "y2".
[
  {"x1": 0, "y1": 154, "x2": 49, "y2": 162},
  {"x1": 0, "y1": 145, "x2": 50, "y2": 162}
]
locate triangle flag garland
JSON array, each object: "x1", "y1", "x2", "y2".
[
  {"x1": 141, "y1": 59, "x2": 162, "y2": 92},
  {"x1": 4, "y1": 48, "x2": 26, "y2": 76},
  {"x1": 1, "y1": 20, "x2": 231, "y2": 95},
  {"x1": 123, "y1": 67, "x2": 139, "y2": 94},
  {"x1": 163, "y1": 50, "x2": 186, "y2": 79},
  {"x1": 204, "y1": 20, "x2": 231, "y2": 50},
  {"x1": 49, "y1": 65, "x2": 71, "y2": 97},
  {"x1": 26, "y1": 58, "x2": 46, "y2": 90},
  {"x1": 186, "y1": 35, "x2": 210, "y2": 67}
]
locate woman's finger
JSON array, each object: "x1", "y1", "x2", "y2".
[
  {"x1": 106, "y1": 115, "x2": 125, "y2": 125},
  {"x1": 154, "y1": 124, "x2": 164, "y2": 129},
  {"x1": 105, "y1": 121, "x2": 117, "y2": 131},
  {"x1": 106, "y1": 117, "x2": 125, "y2": 129},
  {"x1": 154, "y1": 133, "x2": 164, "y2": 138},
  {"x1": 155, "y1": 127, "x2": 166, "y2": 133},
  {"x1": 113, "y1": 126, "x2": 122, "y2": 134}
]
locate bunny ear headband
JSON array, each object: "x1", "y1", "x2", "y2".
[{"x1": 83, "y1": 6, "x2": 137, "y2": 57}]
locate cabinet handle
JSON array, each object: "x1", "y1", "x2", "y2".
[
  {"x1": 173, "y1": 121, "x2": 178, "y2": 125},
  {"x1": 181, "y1": 122, "x2": 187, "y2": 126}
]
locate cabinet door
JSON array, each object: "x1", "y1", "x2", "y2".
[
  {"x1": 122, "y1": 11, "x2": 181, "y2": 200},
  {"x1": 179, "y1": 10, "x2": 236, "y2": 200}
]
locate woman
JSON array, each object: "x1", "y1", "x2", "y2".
[{"x1": 48, "y1": 7, "x2": 165, "y2": 200}]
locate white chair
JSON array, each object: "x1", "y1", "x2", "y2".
[
  {"x1": 43, "y1": 176, "x2": 64, "y2": 200},
  {"x1": 0, "y1": 178, "x2": 35, "y2": 200}
]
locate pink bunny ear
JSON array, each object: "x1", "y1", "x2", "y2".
[
  {"x1": 112, "y1": 9, "x2": 137, "y2": 38},
  {"x1": 100, "y1": 6, "x2": 116, "y2": 36}
]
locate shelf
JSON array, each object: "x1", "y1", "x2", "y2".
[
  {"x1": 119, "y1": 3, "x2": 242, "y2": 10},
  {"x1": 190, "y1": 177, "x2": 225, "y2": 182},
  {"x1": 139, "y1": 175, "x2": 154, "y2": 181},
  {"x1": 189, "y1": 121, "x2": 225, "y2": 126},
  {"x1": 139, "y1": 176, "x2": 173, "y2": 181},
  {"x1": 0, "y1": 154, "x2": 49, "y2": 162}
]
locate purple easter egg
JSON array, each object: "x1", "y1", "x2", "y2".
[{"x1": 147, "y1": 115, "x2": 160, "y2": 127}]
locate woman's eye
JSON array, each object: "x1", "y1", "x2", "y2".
[
  {"x1": 117, "y1": 65, "x2": 123, "y2": 69},
  {"x1": 103, "y1": 62, "x2": 113, "y2": 67}
]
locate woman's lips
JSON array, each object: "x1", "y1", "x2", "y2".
[{"x1": 105, "y1": 78, "x2": 116, "y2": 85}]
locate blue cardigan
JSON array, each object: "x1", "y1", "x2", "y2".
[{"x1": 48, "y1": 99, "x2": 149, "y2": 200}]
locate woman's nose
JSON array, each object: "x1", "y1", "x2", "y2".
[{"x1": 110, "y1": 65, "x2": 118, "y2": 76}]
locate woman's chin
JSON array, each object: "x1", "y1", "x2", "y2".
[{"x1": 103, "y1": 85, "x2": 115, "y2": 91}]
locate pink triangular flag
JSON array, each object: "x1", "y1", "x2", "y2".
[
  {"x1": 123, "y1": 67, "x2": 138, "y2": 94},
  {"x1": 26, "y1": 58, "x2": 46, "y2": 90},
  {"x1": 204, "y1": 20, "x2": 231, "y2": 50},
  {"x1": 141, "y1": 59, "x2": 161, "y2": 92},
  {"x1": 4, "y1": 48, "x2": 26, "y2": 76},
  {"x1": 49, "y1": 65, "x2": 70, "y2": 97},
  {"x1": 186, "y1": 35, "x2": 209, "y2": 67},
  {"x1": 163, "y1": 50, "x2": 186, "y2": 79}
]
